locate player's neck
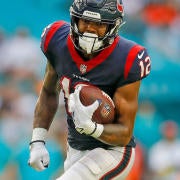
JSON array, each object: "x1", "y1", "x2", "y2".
[{"x1": 78, "y1": 50, "x2": 100, "y2": 61}]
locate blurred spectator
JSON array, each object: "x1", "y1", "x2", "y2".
[
  {"x1": 0, "y1": 26, "x2": 44, "y2": 83},
  {"x1": 142, "y1": 0, "x2": 180, "y2": 62},
  {"x1": 123, "y1": 0, "x2": 147, "y2": 17},
  {"x1": 148, "y1": 120, "x2": 180, "y2": 180},
  {"x1": 122, "y1": 0, "x2": 148, "y2": 43},
  {"x1": 142, "y1": 1, "x2": 178, "y2": 27},
  {"x1": 0, "y1": 81, "x2": 36, "y2": 147}
]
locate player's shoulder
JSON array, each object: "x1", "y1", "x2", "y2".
[
  {"x1": 114, "y1": 36, "x2": 148, "y2": 65},
  {"x1": 41, "y1": 20, "x2": 70, "y2": 53},
  {"x1": 119, "y1": 36, "x2": 151, "y2": 81},
  {"x1": 119, "y1": 36, "x2": 146, "y2": 54}
]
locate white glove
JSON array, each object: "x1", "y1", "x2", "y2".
[
  {"x1": 28, "y1": 141, "x2": 50, "y2": 171},
  {"x1": 68, "y1": 85, "x2": 104, "y2": 138}
]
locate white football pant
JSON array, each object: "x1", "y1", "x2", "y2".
[{"x1": 56, "y1": 144, "x2": 135, "y2": 180}]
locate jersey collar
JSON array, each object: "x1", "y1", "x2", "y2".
[{"x1": 67, "y1": 35, "x2": 120, "y2": 74}]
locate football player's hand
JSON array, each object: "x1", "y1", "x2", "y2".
[
  {"x1": 68, "y1": 86, "x2": 104, "y2": 138},
  {"x1": 28, "y1": 141, "x2": 49, "y2": 171}
]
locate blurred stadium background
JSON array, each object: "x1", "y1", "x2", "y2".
[{"x1": 0, "y1": 0, "x2": 180, "y2": 180}]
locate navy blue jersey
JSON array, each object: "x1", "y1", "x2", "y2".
[{"x1": 41, "y1": 21, "x2": 151, "y2": 150}]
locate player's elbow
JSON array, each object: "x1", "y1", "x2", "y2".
[
  {"x1": 123, "y1": 135, "x2": 132, "y2": 146},
  {"x1": 119, "y1": 128, "x2": 133, "y2": 146}
]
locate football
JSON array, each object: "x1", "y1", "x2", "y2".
[{"x1": 79, "y1": 85, "x2": 115, "y2": 124}]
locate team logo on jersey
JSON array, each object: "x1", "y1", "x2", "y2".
[
  {"x1": 80, "y1": 64, "x2": 87, "y2": 74},
  {"x1": 138, "y1": 50, "x2": 145, "y2": 59}
]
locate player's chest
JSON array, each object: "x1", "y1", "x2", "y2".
[
  {"x1": 54, "y1": 43, "x2": 124, "y2": 93},
  {"x1": 61, "y1": 56, "x2": 118, "y2": 85}
]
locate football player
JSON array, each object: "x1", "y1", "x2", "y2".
[{"x1": 28, "y1": 0, "x2": 151, "y2": 179}]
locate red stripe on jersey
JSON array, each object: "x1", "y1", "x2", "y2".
[
  {"x1": 67, "y1": 35, "x2": 120, "y2": 73},
  {"x1": 44, "y1": 21, "x2": 66, "y2": 52},
  {"x1": 124, "y1": 45, "x2": 144, "y2": 79}
]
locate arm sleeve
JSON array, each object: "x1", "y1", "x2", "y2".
[
  {"x1": 40, "y1": 21, "x2": 66, "y2": 58},
  {"x1": 123, "y1": 46, "x2": 151, "y2": 85}
]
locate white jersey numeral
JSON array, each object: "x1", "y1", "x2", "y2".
[
  {"x1": 61, "y1": 77, "x2": 71, "y2": 99},
  {"x1": 139, "y1": 56, "x2": 151, "y2": 78}
]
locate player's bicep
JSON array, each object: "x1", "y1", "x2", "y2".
[
  {"x1": 113, "y1": 81, "x2": 140, "y2": 126},
  {"x1": 42, "y1": 60, "x2": 60, "y2": 94}
]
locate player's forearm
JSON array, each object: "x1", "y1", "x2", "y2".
[
  {"x1": 98, "y1": 123, "x2": 132, "y2": 146},
  {"x1": 33, "y1": 87, "x2": 59, "y2": 130},
  {"x1": 100, "y1": 87, "x2": 138, "y2": 146},
  {"x1": 98, "y1": 106, "x2": 137, "y2": 146}
]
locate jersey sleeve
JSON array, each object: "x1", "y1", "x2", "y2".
[
  {"x1": 40, "y1": 21, "x2": 67, "y2": 58},
  {"x1": 123, "y1": 45, "x2": 151, "y2": 85}
]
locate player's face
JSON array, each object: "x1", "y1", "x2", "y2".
[{"x1": 78, "y1": 18, "x2": 108, "y2": 37}]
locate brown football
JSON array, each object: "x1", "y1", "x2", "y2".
[{"x1": 79, "y1": 85, "x2": 115, "y2": 124}]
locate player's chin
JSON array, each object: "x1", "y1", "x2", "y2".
[{"x1": 78, "y1": 47, "x2": 97, "y2": 56}]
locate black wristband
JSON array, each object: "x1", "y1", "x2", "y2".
[
  {"x1": 88, "y1": 123, "x2": 97, "y2": 136},
  {"x1": 29, "y1": 140, "x2": 45, "y2": 145}
]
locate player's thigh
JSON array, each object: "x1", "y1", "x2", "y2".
[
  {"x1": 102, "y1": 147, "x2": 135, "y2": 180},
  {"x1": 58, "y1": 147, "x2": 135, "y2": 180},
  {"x1": 58, "y1": 147, "x2": 113, "y2": 180},
  {"x1": 82, "y1": 146, "x2": 135, "y2": 180},
  {"x1": 63, "y1": 144, "x2": 87, "y2": 171}
]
